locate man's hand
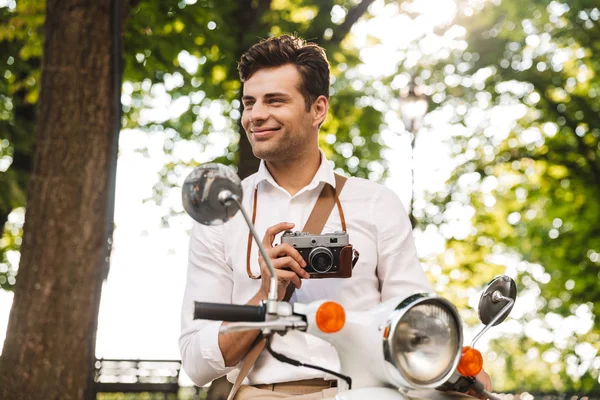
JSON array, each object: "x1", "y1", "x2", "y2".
[
  {"x1": 464, "y1": 370, "x2": 493, "y2": 400},
  {"x1": 475, "y1": 369, "x2": 492, "y2": 391},
  {"x1": 256, "y1": 222, "x2": 309, "y2": 301},
  {"x1": 219, "y1": 222, "x2": 308, "y2": 367}
]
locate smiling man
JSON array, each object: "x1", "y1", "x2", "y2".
[
  {"x1": 179, "y1": 35, "x2": 433, "y2": 399},
  {"x1": 240, "y1": 44, "x2": 328, "y2": 197}
]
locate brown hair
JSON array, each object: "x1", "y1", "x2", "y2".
[{"x1": 238, "y1": 34, "x2": 330, "y2": 111}]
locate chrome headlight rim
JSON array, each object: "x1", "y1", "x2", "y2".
[{"x1": 382, "y1": 293, "x2": 463, "y2": 389}]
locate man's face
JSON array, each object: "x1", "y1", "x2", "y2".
[{"x1": 241, "y1": 64, "x2": 321, "y2": 163}]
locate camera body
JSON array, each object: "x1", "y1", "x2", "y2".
[{"x1": 281, "y1": 230, "x2": 354, "y2": 278}]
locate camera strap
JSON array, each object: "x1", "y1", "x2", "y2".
[
  {"x1": 303, "y1": 172, "x2": 348, "y2": 234},
  {"x1": 245, "y1": 173, "x2": 348, "y2": 280},
  {"x1": 229, "y1": 173, "x2": 348, "y2": 400}
]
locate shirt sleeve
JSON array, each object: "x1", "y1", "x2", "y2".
[
  {"x1": 179, "y1": 221, "x2": 236, "y2": 386},
  {"x1": 372, "y1": 185, "x2": 432, "y2": 301}
]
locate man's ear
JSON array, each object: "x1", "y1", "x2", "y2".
[{"x1": 312, "y1": 95, "x2": 328, "y2": 128}]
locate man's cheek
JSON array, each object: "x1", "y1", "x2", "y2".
[{"x1": 241, "y1": 119, "x2": 251, "y2": 135}]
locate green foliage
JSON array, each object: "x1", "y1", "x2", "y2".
[
  {"x1": 424, "y1": 0, "x2": 600, "y2": 391},
  {"x1": 120, "y1": 0, "x2": 390, "y2": 212},
  {"x1": 0, "y1": 0, "x2": 391, "y2": 284},
  {"x1": 0, "y1": 0, "x2": 43, "y2": 290}
]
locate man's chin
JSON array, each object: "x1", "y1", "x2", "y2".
[{"x1": 252, "y1": 147, "x2": 286, "y2": 163}]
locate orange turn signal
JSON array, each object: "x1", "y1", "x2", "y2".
[
  {"x1": 457, "y1": 346, "x2": 483, "y2": 376},
  {"x1": 315, "y1": 301, "x2": 346, "y2": 333},
  {"x1": 383, "y1": 325, "x2": 391, "y2": 339}
]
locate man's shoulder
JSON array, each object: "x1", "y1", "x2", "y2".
[
  {"x1": 342, "y1": 175, "x2": 389, "y2": 195},
  {"x1": 343, "y1": 175, "x2": 378, "y2": 188},
  {"x1": 342, "y1": 176, "x2": 403, "y2": 205}
]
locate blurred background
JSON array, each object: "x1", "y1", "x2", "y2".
[{"x1": 0, "y1": 0, "x2": 598, "y2": 398}]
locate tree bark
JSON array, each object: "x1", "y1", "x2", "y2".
[{"x1": 0, "y1": 0, "x2": 122, "y2": 399}]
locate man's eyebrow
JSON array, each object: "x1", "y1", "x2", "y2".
[
  {"x1": 263, "y1": 92, "x2": 290, "y2": 98},
  {"x1": 242, "y1": 92, "x2": 291, "y2": 102}
]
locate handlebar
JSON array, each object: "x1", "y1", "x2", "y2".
[{"x1": 194, "y1": 302, "x2": 266, "y2": 322}]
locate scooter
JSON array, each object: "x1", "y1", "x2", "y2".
[{"x1": 182, "y1": 163, "x2": 518, "y2": 400}]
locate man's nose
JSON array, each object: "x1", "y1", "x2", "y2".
[{"x1": 249, "y1": 101, "x2": 268, "y2": 123}]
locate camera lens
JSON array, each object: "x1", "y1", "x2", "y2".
[{"x1": 308, "y1": 247, "x2": 334, "y2": 273}]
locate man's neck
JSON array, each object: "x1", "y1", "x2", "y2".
[{"x1": 265, "y1": 148, "x2": 321, "y2": 196}]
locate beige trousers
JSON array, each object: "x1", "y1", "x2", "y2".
[{"x1": 234, "y1": 379, "x2": 338, "y2": 400}]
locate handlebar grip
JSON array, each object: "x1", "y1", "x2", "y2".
[{"x1": 194, "y1": 302, "x2": 266, "y2": 322}]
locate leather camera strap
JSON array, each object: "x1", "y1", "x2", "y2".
[
  {"x1": 229, "y1": 173, "x2": 348, "y2": 400},
  {"x1": 226, "y1": 335, "x2": 266, "y2": 400},
  {"x1": 304, "y1": 173, "x2": 347, "y2": 234},
  {"x1": 245, "y1": 174, "x2": 347, "y2": 279}
]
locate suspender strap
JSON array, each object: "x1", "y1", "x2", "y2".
[
  {"x1": 230, "y1": 173, "x2": 348, "y2": 400},
  {"x1": 227, "y1": 336, "x2": 266, "y2": 400},
  {"x1": 303, "y1": 173, "x2": 347, "y2": 234}
]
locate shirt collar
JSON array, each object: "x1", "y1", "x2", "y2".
[{"x1": 253, "y1": 149, "x2": 336, "y2": 193}]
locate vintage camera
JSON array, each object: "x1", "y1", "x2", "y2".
[{"x1": 281, "y1": 230, "x2": 356, "y2": 278}]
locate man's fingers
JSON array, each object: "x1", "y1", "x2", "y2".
[
  {"x1": 475, "y1": 370, "x2": 492, "y2": 391},
  {"x1": 258, "y1": 256, "x2": 271, "y2": 278},
  {"x1": 259, "y1": 256, "x2": 308, "y2": 280},
  {"x1": 269, "y1": 243, "x2": 307, "y2": 268},
  {"x1": 271, "y1": 256, "x2": 310, "y2": 279},
  {"x1": 278, "y1": 269, "x2": 302, "y2": 289},
  {"x1": 262, "y1": 222, "x2": 295, "y2": 248},
  {"x1": 258, "y1": 260, "x2": 302, "y2": 289},
  {"x1": 263, "y1": 243, "x2": 309, "y2": 278}
]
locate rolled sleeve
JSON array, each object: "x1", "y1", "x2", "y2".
[
  {"x1": 372, "y1": 186, "x2": 432, "y2": 301},
  {"x1": 179, "y1": 320, "x2": 232, "y2": 385},
  {"x1": 179, "y1": 222, "x2": 236, "y2": 386}
]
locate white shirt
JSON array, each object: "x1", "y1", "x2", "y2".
[{"x1": 179, "y1": 151, "x2": 432, "y2": 387}]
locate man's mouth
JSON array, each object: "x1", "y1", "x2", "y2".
[{"x1": 251, "y1": 127, "x2": 280, "y2": 138}]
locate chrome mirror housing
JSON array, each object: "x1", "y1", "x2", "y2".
[
  {"x1": 181, "y1": 163, "x2": 243, "y2": 226},
  {"x1": 478, "y1": 275, "x2": 517, "y2": 326}
]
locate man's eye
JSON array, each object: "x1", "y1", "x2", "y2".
[
  {"x1": 267, "y1": 99, "x2": 283, "y2": 104},
  {"x1": 244, "y1": 102, "x2": 254, "y2": 108}
]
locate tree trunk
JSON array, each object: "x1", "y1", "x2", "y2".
[{"x1": 0, "y1": 0, "x2": 122, "y2": 399}]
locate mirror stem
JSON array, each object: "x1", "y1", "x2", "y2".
[
  {"x1": 470, "y1": 292, "x2": 514, "y2": 348},
  {"x1": 219, "y1": 191, "x2": 279, "y2": 303}
]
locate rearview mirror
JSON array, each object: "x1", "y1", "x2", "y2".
[
  {"x1": 478, "y1": 275, "x2": 517, "y2": 326},
  {"x1": 181, "y1": 163, "x2": 243, "y2": 226}
]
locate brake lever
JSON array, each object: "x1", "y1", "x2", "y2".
[{"x1": 220, "y1": 318, "x2": 307, "y2": 334}]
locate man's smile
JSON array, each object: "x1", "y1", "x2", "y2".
[{"x1": 251, "y1": 127, "x2": 281, "y2": 139}]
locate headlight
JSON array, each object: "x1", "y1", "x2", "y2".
[{"x1": 382, "y1": 293, "x2": 462, "y2": 389}]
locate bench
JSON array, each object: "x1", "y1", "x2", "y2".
[{"x1": 93, "y1": 358, "x2": 182, "y2": 399}]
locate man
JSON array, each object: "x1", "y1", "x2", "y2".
[{"x1": 179, "y1": 34, "x2": 432, "y2": 399}]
